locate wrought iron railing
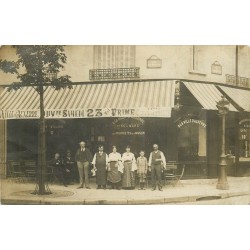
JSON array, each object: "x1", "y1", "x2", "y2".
[
  {"x1": 89, "y1": 67, "x2": 140, "y2": 81},
  {"x1": 226, "y1": 74, "x2": 250, "y2": 88}
]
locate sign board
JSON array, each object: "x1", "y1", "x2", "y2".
[
  {"x1": 177, "y1": 119, "x2": 207, "y2": 128},
  {"x1": 112, "y1": 117, "x2": 145, "y2": 136},
  {"x1": 211, "y1": 61, "x2": 222, "y2": 75},
  {"x1": 147, "y1": 55, "x2": 162, "y2": 68},
  {"x1": 0, "y1": 110, "x2": 40, "y2": 119},
  {"x1": 0, "y1": 107, "x2": 172, "y2": 119}
]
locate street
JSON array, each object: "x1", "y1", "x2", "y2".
[
  {"x1": 175, "y1": 194, "x2": 250, "y2": 205},
  {"x1": 1, "y1": 176, "x2": 250, "y2": 205}
]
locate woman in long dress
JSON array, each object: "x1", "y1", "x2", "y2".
[
  {"x1": 121, "y1": 146, "x2": 137, "y2": 190},
  {"x1": 107, "y1": 145, "x2": 123, "y2": 190}
]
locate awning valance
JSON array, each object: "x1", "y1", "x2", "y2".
[
  {"x1": 0, "y1": 80, "x2": 176, "y2": 119},
  {"x1": 218, "y1": 85, "x2": 250, "y2": 112},
  {"x1": 182, "y1": 81, "x2": 238, "y2": 112}
]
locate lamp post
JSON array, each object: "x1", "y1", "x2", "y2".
[{"x1": 216, "y1": 96, "x2": 230, "y2": 190}]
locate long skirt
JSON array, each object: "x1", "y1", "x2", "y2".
[
  {"x1": 107, "y1": 162, "x2": 122, "y2": 183},
  {"x1": 122, "y1": 161, "x2": 135, "y2": 188}
]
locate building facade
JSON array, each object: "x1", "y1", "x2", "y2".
[{"x1": 0, "y1": 45, "x2": 250, "y2": 178}]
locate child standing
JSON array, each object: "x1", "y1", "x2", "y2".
[{"x1": 136, "y1": 150, "x2": 148, "y2": 190}]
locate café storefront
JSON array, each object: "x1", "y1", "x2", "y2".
[{"x1": 1, "y1": 80, "x2": 250, "y2": 178}]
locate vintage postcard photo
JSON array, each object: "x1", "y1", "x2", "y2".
[{"x1": 0, "y1": 45, "x2": 250, "y2": 205}]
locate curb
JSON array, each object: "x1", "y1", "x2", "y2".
[{"x1": 2, "y1": 191, "x2": 250, "y2": 205}]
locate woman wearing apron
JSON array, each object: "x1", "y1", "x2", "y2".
[{"x1": 107, "y1": 145, "x2": 123, "y2": 190}]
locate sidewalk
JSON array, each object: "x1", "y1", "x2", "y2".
[{"x1": 1, "y1": 177, "x2": 250, "y2": 205}]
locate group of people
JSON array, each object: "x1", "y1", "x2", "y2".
[
  {"x1": 50, "y1": 141, "x2": 167, "y2": 191},
  {"x1": 48, "y1": 150, "x2": 77, "y2": 187}
]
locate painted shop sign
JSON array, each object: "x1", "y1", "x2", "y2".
[
  {"x1": 112, "y1": 117, "x2": 145, "y2": 136},
  {"x1": 112, "y1": 117, "x2": 145, "y2": 128},
  {"x1": 0, "y1": 107, "x2": 171, "y2": 119},
  {"x1": 0, "y1": 110, "x2": 40, "y2": 119},
  {"x1": 177, "y1": 119, "x2": 207, "y2": 128},
  {"x1": 112, "y1": 131, "x2": 145, "y2": 135},
  {"x1": 239, "y1": 119, "x2": 250, "y2": 127}
]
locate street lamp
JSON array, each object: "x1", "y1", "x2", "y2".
[{"x1": 216, "y1": 96, "x2": 230, "y2": 190}]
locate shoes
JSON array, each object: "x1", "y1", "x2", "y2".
[
  {"x1": 64, "y1": 184, "x2": 68, "y2": 187},
  {"x1": 138, "y1": 188, "x2": 142, "y2": 190},
  {"x1": 96, "y1": 186, "x2": 101, "y2": 189},
  {"x1": 151, "y1": 187, "x2": 156, "y2": 191},
  {"x1": 158, "y1": 188, "x2": 163, "y2": 191},
  {"x1": 77, "y1": 186, "x2": 83, "y2": 189},
  {"x1": 86, "y1": 186, "x2": 91, "y2": 189}
]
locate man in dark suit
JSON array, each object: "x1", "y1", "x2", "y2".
[
  {"x1": 64, "y1": 149, "x2": 77, "y2": 183},
  {"x1": 75, "y1": 141, "x2": 93, "y2": 189},
  {"x1": 49, "y1": 153, "x2": 70, "y2": 187}
]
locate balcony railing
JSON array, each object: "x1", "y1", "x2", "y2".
[
  {"x1": 226, "y1": 74, "x2": 250, "y2": 88},
  {"x1": 89, "y1": 67, "x2": 140, "y2": 81}
]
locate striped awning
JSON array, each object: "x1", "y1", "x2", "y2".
[
  {"x1": 218, "y1": 85, "x2": 250, "y2": 112},
  {"x1": 182, "y1": 81, "x2": 238, "y2": 111},
  {"x1": 0, "y1": 80, "x2": 176, "y2": 119}
]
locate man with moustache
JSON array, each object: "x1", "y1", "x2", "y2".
[
  {"x1": 75, "y1": 141, "x2": 93, "y2": 189},
  {"x1": 148, "y1": 144, "x2": 166, "y2": 191}
]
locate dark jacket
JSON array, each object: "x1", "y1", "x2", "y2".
[
  {"x1": 75, "y1": 148, "x2": 93, "y2": 162},
  {"x1": 64, "y1": 156, "x2": 75, "y2": 169},
  {"x1": 49, "y1": 158, "x2": 66, "y2": 171}
]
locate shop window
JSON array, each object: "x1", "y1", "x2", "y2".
[
  {"x1": 239, "y1": 119, "x2": 250, "y2": 161},
  {"x1": 177, "y1": 112, "x2": 207, "y2": 162}
]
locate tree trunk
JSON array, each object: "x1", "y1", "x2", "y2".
[{"x1": 37, "y1": 85, "x2": 46, "y2": 194}]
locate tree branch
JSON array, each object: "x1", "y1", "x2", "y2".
[{"x1": 0, "y1": 60, "x2": 18, "y2": 74}]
